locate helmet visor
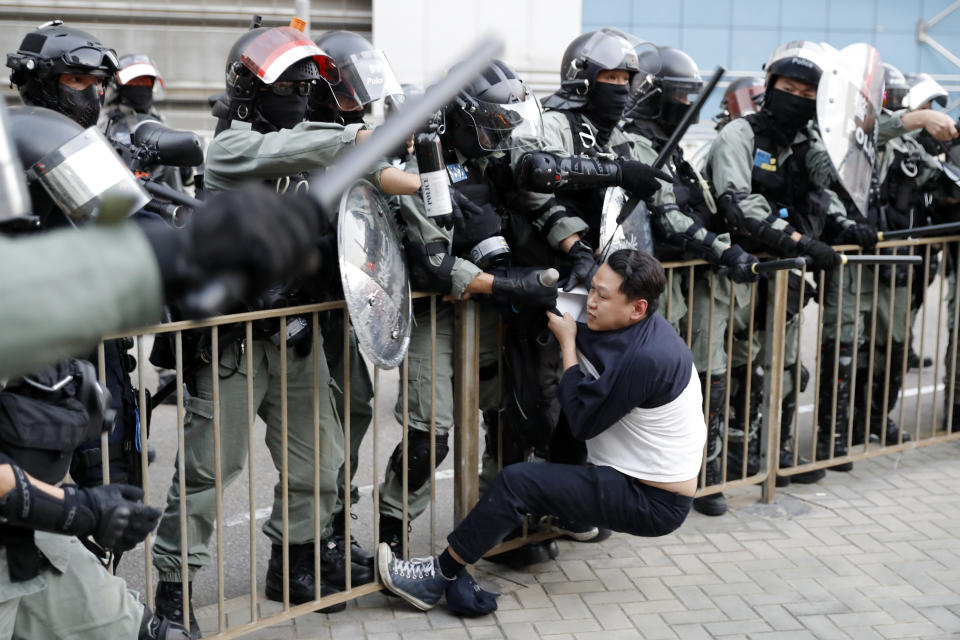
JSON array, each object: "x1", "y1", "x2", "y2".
[
  {"x1": 906, "y1": 74, "x2": 948, "y2": 109},
  {"x1": 462, "y1": 92, "x2": 544, "y2": 152},
  {"x1": 663, "y1": 77, "x2": 704, "y2": 105},
  {"x1": 26, "y1": 127, "x2": 149, "y2": 222},
  {"x1": 331, "y1": 49, "x2": 403, "y2": 111},
  {"x1": 577, "y1": 29, "x2": 660, "y2": 76},
  {"x1": 241, "y1": 27, "x2": 340, "y2": 85},
  {"x1": 116, "y1": 55, "x2": 164, "y2": 87},
  {"x1": 62, "y1": 45, "x2": 120, "y2": 77}
]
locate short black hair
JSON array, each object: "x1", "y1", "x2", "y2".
[{"x1": 605, "y1": 249, "x2": 665, "y2": 314}]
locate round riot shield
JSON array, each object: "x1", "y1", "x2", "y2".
[
  {"x1": 599, "y1": 186, "x2": 654, "y2": 258},
  {"x1": 337, "y1": 179, "x2": 411, "y2": 369},
  {"x1": 816, "y1": 43, "x2": 883, "y2": 217}
]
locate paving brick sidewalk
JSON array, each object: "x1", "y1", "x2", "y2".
[{"x1": 197, "y1": 441, "x2": 960, "y2": 639}]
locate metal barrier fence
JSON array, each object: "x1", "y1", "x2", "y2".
[{"x1": 98, "y1": 235, "x2": 960, "y2": 637}]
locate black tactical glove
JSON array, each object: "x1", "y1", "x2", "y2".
[
  {"x1": 565, "y1": 239, "x2": 598, "y2": 291},
  {"x1": 491, "y1": 269, "x2": 559, "y2": 309},
  {"x1": 836, "y1": 223, "x2": 878, "y2": 250},
  {"x1": 616, "y1": 159, "x2": 673, "y2": 200},
  {"x1": 66, "y1": 483, "x2": 161, "y2": 552},
  {"x1": 432, "y1": 188, "x2": 484, "y2": 230},
  {"x1": 798, "y1": 236, "x2": 841, "y2": 271},
  {"x1": 719, "y1": 245, "x2": 761, "y2": 283},
  {"x1": 141, "y1": 186, "x2": 323, "y2": 314}
]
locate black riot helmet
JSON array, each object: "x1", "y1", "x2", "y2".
[
  {"x1": 7, "y1": 106, "x2": 148, "y2": 225},
  {"x1": 541, "y1": 28, "x2": 646, "y2": 110},
  {"x1": 762, "y1": 40, "x2": 828, "y2": 91},
  {"x1": 624, "y1": 46, "x2": 702, "y2": 134},
  {"x1": 882, "y1": 63, "x2": 909, "y2": 110},
  {"x1": 6, "y1": 20, "x2": 119, "y2": 127},
  {"x1": 307, "y1": 30, "x2": 402, "y2": 124},
  {"x1": 222, "y1": 18, "x2": 338, "y2": 131},
  {"x1": 443, "y1": 59, "x2": 543, "y2": 158}
]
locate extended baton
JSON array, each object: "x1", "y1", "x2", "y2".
[
  {"x1": 615, "y1": 65, "x2": 725, "y2": 227},
  {"x1": 839, "y1": 254, "x2": 923, "y2": 266},
  {"x1": 750, "y1": 257, "x2": 809, "y2": 274},
  {"x1": 182, "y1": 35, "x2": 504, "y2": 318},
  {"x1": 878, "y1": 221, "x2": 960, "y2": 241}
]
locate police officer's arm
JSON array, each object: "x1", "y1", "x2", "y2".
[
  {"x1": 395, "y1": 159, "x2": 482, "y2": 299},
  {"x1": 620, "y1": 130, "x2": 732, "y2": 264},
  {"x1": 0, "y1": 225, "x2": 164, "y2": 381},
  {"x1": 204, "y1": 120, "x2": 404, "y2": 195},
  {"x1": 709, "y1": 118, "x2": 806, "y2": 255},
  {"x1": 509, "y1": 113, "x2": 589, "y2": 251}
]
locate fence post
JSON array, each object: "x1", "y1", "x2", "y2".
[
  {"x1": 453, "y1": 300, "x2": 481, "y2": 524},
  {"x1": 762, "y1": 269, "x2": 789, "y2": 502}
]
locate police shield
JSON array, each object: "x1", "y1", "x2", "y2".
[
  {"x1": 816, "y1": 43, "x2": 883, "y2": 217},
  {"x1": 599, "y1": 186, "x2": 654, "y2": 257},
  {"x1": 337, "y1": 179, "x2": 411, "y2": 369}
]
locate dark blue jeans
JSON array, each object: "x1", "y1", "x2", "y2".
[{"x1": 447, "y1": 462, "x2": 693, "y2": 564}]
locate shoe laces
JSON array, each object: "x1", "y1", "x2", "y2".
[{"x1": 391, "y1": 555, "x2": 437, "y2": 581}]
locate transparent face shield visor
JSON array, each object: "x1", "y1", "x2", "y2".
[
  {"x1": 26, "y1": 127, "x2": 149, "y2": 223},
  {"x1": 240, "y1": 27, "x2": 340, "y2": 86},
  {"x1": 725, "y1": 84, "x2": 765, "y2": 119},
  {"x1": 331, "y1": 49, "x2": 404, "y2": 112},
  {"x1": 663, "y1": 78, "x2": 703, "y2": 106},
  {"x1": 574, "y1": 28, "x2": 662, "y2": 79},
  {"x1": 461, "y1": 91, "x2": 545, "y2": 152}
]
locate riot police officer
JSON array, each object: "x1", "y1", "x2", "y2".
[
  {"x1": 378, "y1": 59, "x2": 559, "y2": 556},
  {"x1": 707, "y1": 41, "x2": 876, "y2": 478}
]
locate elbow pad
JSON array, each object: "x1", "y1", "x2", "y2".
[
  {"x1": 404, "y1": 241, "x2": 455, "y2": 294},
  {"x1": 515, "y1": 151, "x2": 619, "y2": 193},
  {"x1": 717, "y1": 191, "x2": 800, "y2": 257},
  {"x1": 651, "y1": 205, "x2": 721, "y2": 263}
]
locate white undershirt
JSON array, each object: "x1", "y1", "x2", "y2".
[{"x1": 578, "y1": 356, "x2": 706, "y2": 483}]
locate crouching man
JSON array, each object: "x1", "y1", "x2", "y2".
[{"x1": 376, "y1": 249, "x2": 705, "y2": 614}]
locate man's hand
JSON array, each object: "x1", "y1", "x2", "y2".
[
  {"x1": 491, "y1": 270, "x2": 558, "y2": 309},
  {"x1": 798, "y1": 236, "x2": 841, "y2": 270},
  {"x1": 565, "y1": 240, "x2": 597, "y2": 291},
  {"x1": 616, "y1": 159, "x2": 672, "y2": 200},
  {"x1": 68, "y1": 484, "x2": 162, "y2": 552},
  {"x1": 719, "y1": 245, "x2": 760, "y2": 283},
  {"x1": 546, "y1": 310, "x2": 577, "y2": 347},
  {"x1": 902, "y1": 109, "x2": 959, "y2": 141},
  {"x1": 836, "y1": 223, "x2": 878, "y2": 250}
]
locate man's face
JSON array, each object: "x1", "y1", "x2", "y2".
[
  {"x1": 773, "y1": 75, "x2": 817, "y2": 100},
  {"x1": 585, "y1": 263, "x2": 647, "y2": 331},
  {"x1": 596, "y1": 69, "x2": 630, "y2": 85},
  {"x1": 59, "y1": 73, "x2": 104, "y2": 93}
]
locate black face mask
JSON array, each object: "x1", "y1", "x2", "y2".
[
  {"x1": 763, "y1": 88, "x2": 816, "y2": 135},
  {"x1": 583, "y1": 81, "x2": 629, "y2": 146},
  {"x1": 258, "y1": 91, "x2": 308, "y2": 130},
  {"x1": 339, "y1": 109, "x2": 366, "y2": 125},
  {"x1": 57, "y1": 82, "x2": 102, "y2": 128},
  {"x1": 660, "y1": 100, "x2": 691, "y2": 135},
  {"x1": 119, "y1": 85, "x2": 153, "y2": 114}
]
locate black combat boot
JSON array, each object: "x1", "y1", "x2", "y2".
[
  {"x1": 816, "y1": 343, "x2": 854, "y2": 471},
  {"x1": 265, "y1": 543, "x2": 346, "y2": 612},
  {"x1": 693, "y1": 374, "x2": 727, "y2": 516},
  {"x1": 319, "y1": 535, "x2": 374, "y2": 588},
  {"x1": 727, "y1": 366, "x2": 761, "y2": 479},
  {"x1": 870, "y1": 341, "x2": 912, "y2": 445},
  {"x1": 777, "y1": 394, "x2": 825, "y2": 486},
  {"x1": 154, "y1": 580, "x2": 201, "y2": 639},
  {"x1": 331, "y1": 509, "x2": 374, "y2": 568}
]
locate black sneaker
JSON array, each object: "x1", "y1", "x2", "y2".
[
  {"x1": 485, "y1": 540, "x2": 559, "y2": 568},
  {"x1": 154, "y1": 580, "x2": 201, "y2": 639},
  {"x1": 377, "y1": 543, "x2": 452, "y2": 611},
  {"x1": 265, "y1": 544, "x2": 345, "y2": 613},
  {"x1": 692, "y1": 492, "x2": 727, "y2": 516}
]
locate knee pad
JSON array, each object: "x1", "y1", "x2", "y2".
[{"x1": 388, "y1": 430, "x2": 450, "y2": 493}]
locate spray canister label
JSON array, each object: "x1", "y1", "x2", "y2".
[{"x1": 420, "y1": 169, "x2": 452, "y2": 218}]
